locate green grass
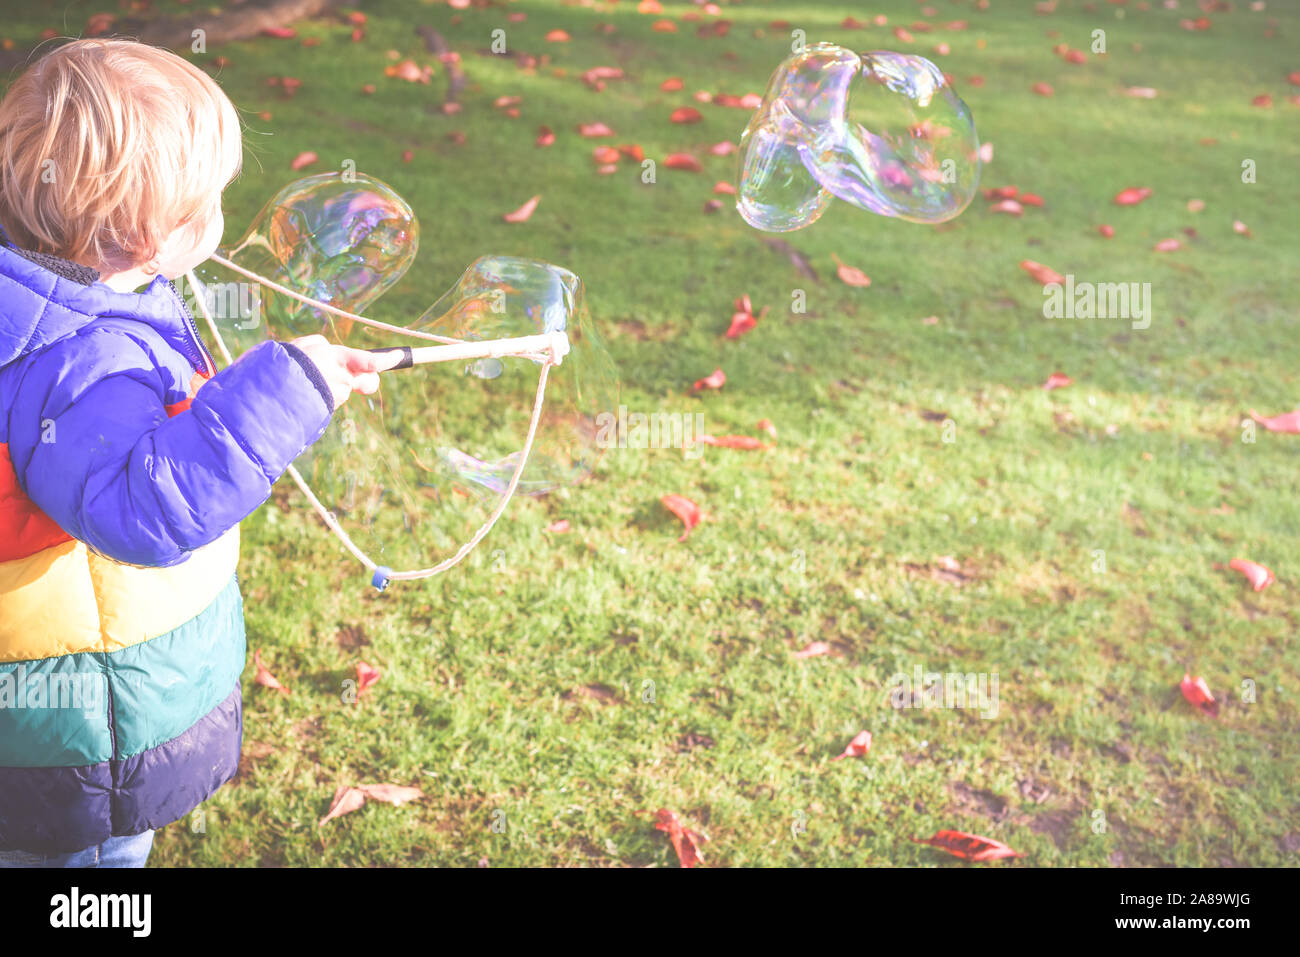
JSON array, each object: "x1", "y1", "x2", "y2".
[{"x1": 7, "y1": 0, "x2": 1300, "y2": 866}]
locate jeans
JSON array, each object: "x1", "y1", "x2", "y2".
[{"x1": 0, "y1": 830, "x2": 154, "y2": 868}]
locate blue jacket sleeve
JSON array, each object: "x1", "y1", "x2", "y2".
[{"x1": 7, "y1": 328, "x2": 334, "y2": 567}]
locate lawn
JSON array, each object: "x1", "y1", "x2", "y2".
[{"x1": 6, "y1": 0, "x2": 1298, "y2": 867}]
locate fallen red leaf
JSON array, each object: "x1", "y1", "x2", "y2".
[
  {"x1": 664, "y1": 153, "x2": 703, "y2": 172},
  {"x1": 290, "y1": 151, "x2": 317, "y2": 171},
  {"x1": 660, "y1": 495, "x2": 702, "y2": 542},
  {"x1": 385, "y1": 60, "x2": 431, "y2": 85},
  {"x1": 647, "y1": 809, "x2": 707, "y2": 867},
  {"x1": 793, "y1": 640, "x2": 830, "y2": 659},
  {"x1": 1020, "y1": 260, "x2": 1065, "y2": 285},
  {"x1": 577, "y1": 122, "x2": 614, "y2": 137},
  {"x1": 830, "y1": 730, "x2": 872, "y2": 761},
  {"x1": 832, "y1": 254, "x2": 871, "y2": 287},
  {"x1": 546, "y1": 519, "x2": 571, "y2": 533},
  {"x1": 725, "y1": 313, "x2": 756, "y2": 338},
  {"x1": 356, "y1": 660, "x2": 381, "y2": 696},
  {"x1": 710, "y1": 141, "x2": 737, "y2": 156},
  {"x1": 1019, "y1": 193, "x2": 1044, "y2": 207},
  {"x1": 593, "y1": 145, "x2": 620, "y2": 165},
  {"x1": 581, "y1": 66, "x2": 623, "y2": 90},
  {"x1": 253, "y1": 649, "x2": 290, "y2": 696},
  {"x1": 502, "y1": 195, "x2": 541, "y2": 223},
  {"x1": 702, "y1": 199, "x2": 724, "y2": 214},
  {"x1": 1032, "y1": 82, "x2": 1054, "y2": 96},
  {"x1": 318, "y1": 782, "x2": 423, "y2": 827},
  {"x1": 660, "y1": 76, "x2": 684, "y2": 91},
  {"x1": 912, "y1": 830, "x2": 1023, "y2": 862},
  {"x1": 724, "y1": 295, "x2": 764, "y2": 339},
  {"x1": 545, "y1": 29, "x2": 570, "y2": 42},
  {"x1": 692, "y1": 368, "x2": 725, "y2": 392},
  {"x1": 318, "y1": 786, "x2": 365, "y2": 826},
  {"x1": 1064, "y1": 49, "x2": 1087, "y2": 64},
  {"x1": 1153, "y1": 238, "x2": 1181, "y2": 252},
  {"x1": 262, "y1": 26, "x2": 296, "y2": 39},
  {"x1": 359, "y1": 784, "x2": 423, "y2": 806},
  {"x1": 1180, "y1": 673, "x2": 1219, "y2": 718},
  {"x1": 713, "y1": 181, "x2": 736, "y2": 195},
  {"x1": 670, "y1": 107, "x2": 703, "y2": 124},
  {"x1": 1232, "y1": 219, "x2": 1251, "y2": 237},
  {"x1": 1249, "y1": 408, "x2": 1300, "y2": 434},
  {"x1": 1114, "y1": 186, "x2": 1152, "y2": 206},
  {"x1": 1043, "y1": 371, "x2": 1073, "y2": 391},
  {"x1": 1251, "y1": 93, "x2": 1272, "y2": 108},
  {"x1": 1228, "y1": 558, "x2": 1275, "y2": 592},
  {"x1": 984, "y1": 185, "x2": 1018, "y2": 200},
  {"x1": 86, "y1": 12, "x2": 116, "y2": 36},
  {"x1": 1098, "y1": 224, "x2": 1115, "y2": 238},
  {"x1": 617, "y1": 143, "x2": 645, "y2": 162},
  {"x1": 757, "y1": 419, "x2": 777, "y2": 440},
  {"x1": 536, "y1": 125, "x2": 555, "y2": 147},
  {"x1": 697, "y1": 434, "x2": 766, "y2": 449},
  {"x1": 989, "y1": 198, "x2": 1023, "y2": 216}
]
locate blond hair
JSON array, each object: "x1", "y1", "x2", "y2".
[{"x1": 0, "y1": 37, "x2": 242, "y2": 267}]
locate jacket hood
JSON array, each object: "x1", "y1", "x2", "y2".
[{"x1": 0, "y1": 227, "x2": 197, "y2": 367}]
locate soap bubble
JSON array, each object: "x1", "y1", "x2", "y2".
[
  {"x1": 196, "y1": 184, "x2": 618, "y2": 572},
  {"x1": 399, "y1": 255, "x2": 618, "y2": 497},
  {"x1": 217, "y1": 171, "x2": 419, "y2": 345},
  {"x1": 737, "y1": 43, "x2": 980, "y2": 232},
  {"x1": 295, "y1": 256, "x2": 618, "y2": 570}
]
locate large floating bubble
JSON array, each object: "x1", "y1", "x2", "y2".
[
  {"x1": 289, "y1": 256, "x2": 618, "y2": 570},
  {"x1": 404, "y1": 256, "x2": 618, "y2": 497},
  {"x1": 737, "y1": 44, "x2": 980, "y2": 232},
  {"x1": 218, "y1": 171, "x2": 419, "y2": 341},
  {"x1": 196, "y1": 178, "x2": 618, "y2": 572}
]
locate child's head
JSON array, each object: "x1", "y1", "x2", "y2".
[{"x1": 0, "y1": 38, "x2": 241, "y2": 278}]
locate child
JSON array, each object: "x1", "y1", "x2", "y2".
[{"x1": 0, "y1": 38, "x2": 380, "y2": 866}]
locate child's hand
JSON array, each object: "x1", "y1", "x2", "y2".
[{"x1": 287, "y1": 335, "x2": 382, "y2": 408}]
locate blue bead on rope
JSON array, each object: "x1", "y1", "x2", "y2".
[{"x1": 371, "y1": 566, "x2": 392, "y2": 591}]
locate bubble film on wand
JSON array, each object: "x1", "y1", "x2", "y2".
[
  {"x1": 190, "y1": 173, "x2": 619, "y2": 587},
  {"x1": 736, "y1": 43, "x2": 981, "y2": 232}
]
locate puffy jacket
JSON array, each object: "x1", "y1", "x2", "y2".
[{"x1": 0, "y1": 228, "x2": 333, "y2": 853}]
